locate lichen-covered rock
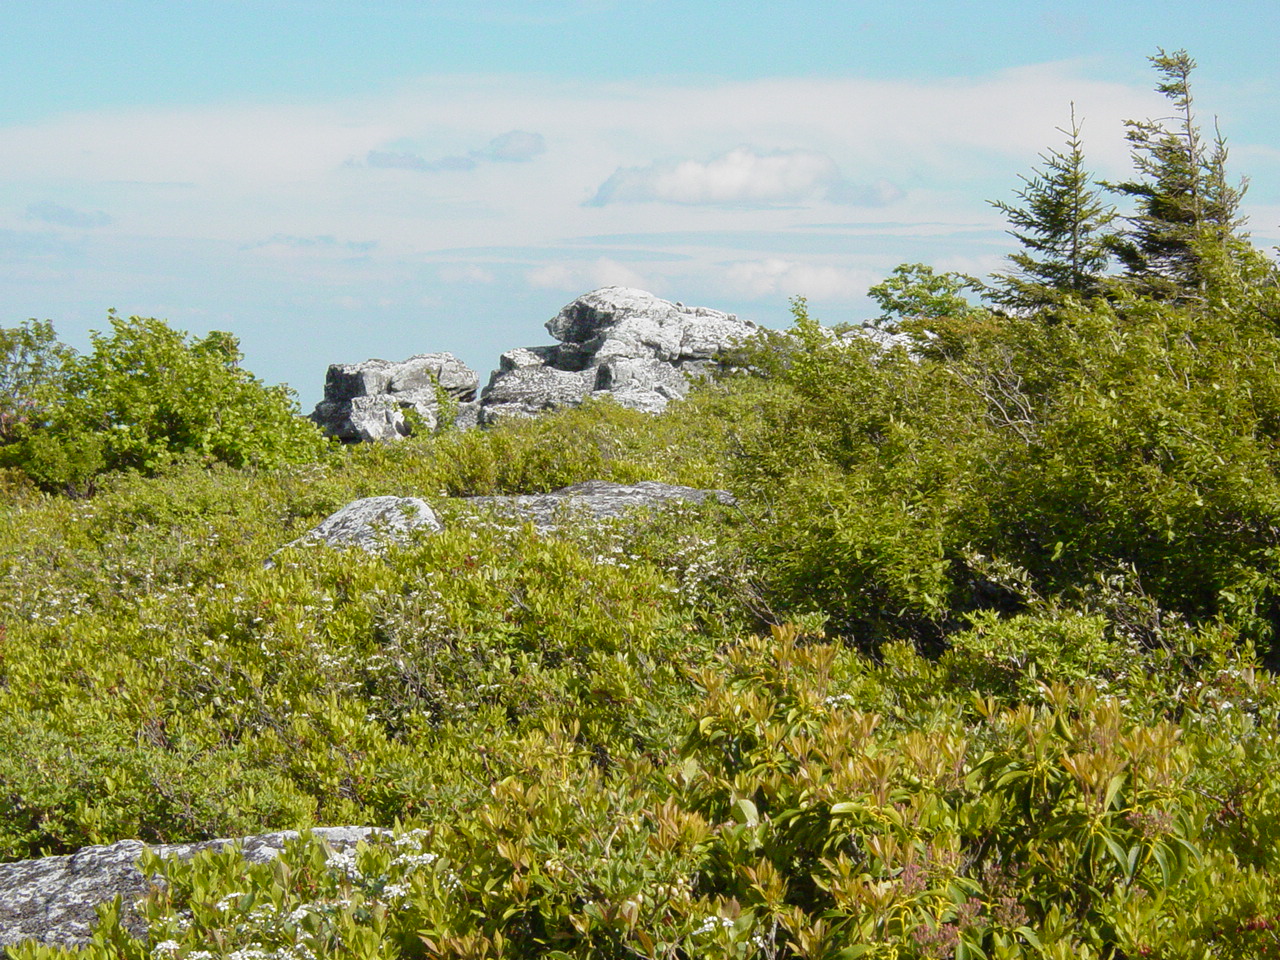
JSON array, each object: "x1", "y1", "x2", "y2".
[
  {"x1": 479, "y1": 288, "x2": 756, "y2": 422},
  {"x1": 546, "y1": 287, "x2": 754, "y2": 364},
  {"x1": 479, "y1": 365, "x2": 596, "y2": 422},
  {"x1": 453, "y1": 400, "x2": 482, "y2": 431},
  {"x1": 311, "y1": 353, "x2": 478, "y2": 441},
  {"x1": 0, "y1": 827, "x2": 377, "y2": 948},
  {"x1": 594, "y1": 357, "x2": 697, "y2": 413},
  {"x1": 463, "y1": 480, "x2": 736, "y2": 530},
  {"x1": 270, "y1": 496, "x2": 441, "y2": 564},
  {"x1": 497, "y1": 345, "x2": 559, "y2": 372}
]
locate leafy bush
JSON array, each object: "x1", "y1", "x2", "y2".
[
  {"x1": 12, "y1": 50, "x2": 1280, "y2": 955},
  {"x1": 723, "y1": 291, "x2": 1280, "y2": 659},
  {"x1": 16, "y1": 628, "x2": 1280, "y2": 960},
  {"x1": 0, "y1": 319, "x2": 71, "y2": 440},
  {"x1": 0, "y1": 314, "x2": 325, "y2": 491}
]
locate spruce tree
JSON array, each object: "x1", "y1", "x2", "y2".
[
  {"x1": 1108, "y1": 49, "x2": 1249, "y2": 301},
  {"x1": 989, "y1": 105, "x2": 1117, "y2": 312}
]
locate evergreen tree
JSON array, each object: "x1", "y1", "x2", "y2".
[
  {"x1": 1108, "y1": 49, "x2": 1249, "y2": 301},
  {"x1": 989, "y1": 105, "x2": 1117, "y2": 312}
]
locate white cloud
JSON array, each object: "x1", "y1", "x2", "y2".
[
  {"x1": 246, "y1": 234, "x2": 376, "y2": 252},
  {"x1": 0, "y1": 64, "x2": 1169, "y2": 254},
  {"x1": 438, "y1": 263, "x2": 496, "y2": 284},
  {"x1": 241, "y1": 234, "x2": 377, "y2": 261},
  {"x1": 721, "y1": 258, "x2": 880, "y2": 300},
  {"x1": 526, "y1": 257, "x2": 648, "y2": 292},
  {"x1": 588, "y1": 146, "x2": 897, "y2": 207},
  {"x1": 525, "y1": 263, "x2": 576, "y2": 290},
  {"x1": 483, "y1": 130, "x2": 547, "y2": 163}
]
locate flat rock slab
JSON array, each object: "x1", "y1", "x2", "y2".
[
  {"x1": 0, "y1": 827, "x2": 376, "y2": 948},
  {"x1": 463, "y1": 480, "x2": 736, "y2": 529},
  {"x1": 270, "y1": 496, "x2": 442, "y2": 565}
]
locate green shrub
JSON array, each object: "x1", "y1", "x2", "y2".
[
  {"x1": 726, "y1": 292, "x2": 1280, "y2": 658},
  {"x1": 0, "y1": 314, "x2": 326, "y2": 491}
]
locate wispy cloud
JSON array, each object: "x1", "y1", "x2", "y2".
[
  {"x1": 526, "y1": 257, "x2": 648, "y2": 292},
  {"x1": 25, "y1": 200, "x2": 113, "y2": 228},
  {"x1": 438, "y1": 263, "x2": 496, "y2": 284},
  {"x1": 720, "y1": 258, "x2": 881, "y2": 300},
  {"x1": 362, "y1": 129, "x2": 546, "y2": 173},
  {"x1": 242, "y1": 234, "x2": 377, "y2": 258},
  {"x1": 587, "y1": 146, "x2": 901, "y2": 208}
]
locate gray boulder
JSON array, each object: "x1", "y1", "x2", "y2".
[
  {"x1": 464, "y1": 480, "x2": 736, "y2": 530},
  {"x1": 841, "y1": 323, "x2": 915, "y2": 354},
  {"x1": 0, "y1": 827, "x2": 377, "y2": 948},
  {"x1": 271, "y1": 496, "x2": 441, "y2": 564},
  {"x1": 480, "y1": 287, "x2": 756, "y2": 423},
  {"x1": 311, "y1": 353, "x2": 478, "y2": 441},
  {"x1": 546, "y1": 288, "x2": 753, "y2": 364},
  {"x1": 479, "y1": 363, "x2": 596, "y2": 422},
  {"x1": 594, "y1": 357, "x2": 696, "y2": 414},
  {"x1": 453, "y1": 400, "x2": 482, "y2": 431}
]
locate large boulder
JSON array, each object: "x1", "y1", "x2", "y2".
[
  {"x1": 479, "y1": 362, "x2": 596, "y2": 422},
  {"x1": 311, "y1": 353, "x2": 478, "y2": 442},
  {"x1": 464, "y1": 480, "x2": 736, "y2": 530},
  {"x1": 269, "y1": 496, "x2": 441, "y2": 565},
  {"x1": 0, "y1": 827, "x2": 377, "y2": 948},
  {"x1": 480, "y1": 288, "x2": 756, "y2": 423}
]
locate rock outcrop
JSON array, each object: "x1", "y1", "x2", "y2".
[
  {"x1": 479, "y1": 287, "x2": 757, "y2": 423},
  {"x1": 464, "y1": 480, "x2": 736, "y2": 530},
  {"x1": 306, "y1": 289, "x2": 757, "y2": 436},
  {"x1": 0, "y1": 827, "x2": 376, "y2": 948},
  {"x1": 841, "y1": 323, "x2": 914, "y2": 353},
  {"x1": 310, "y1": 353, "x2": 479, "y2": 442},
  {"x1": 270, "y1": 496, "x2": 441, "y2": 564},
  {"x1": 267, "y1": 484, "x2": 735, "y2": 564}
]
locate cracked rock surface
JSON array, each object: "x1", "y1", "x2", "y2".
[
  {"x1": 0, "y1": 827, "x2": 376, "y2": 948},
  {"x1": 463, "y1": 480, "x2": 736, "y2": 529},
  {"x1": 480, "y1": 287, "x2": 756, "y2": 423},
  {"x1": 310, "y1": 353, "x2": 479, "y2": 441}
]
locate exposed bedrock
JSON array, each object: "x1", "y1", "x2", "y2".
[
  {"x1": 479, "y1": 286, "x2": 757, "y2": 423},
  {"x1": 310, "y1": 353, "x2": 479, "y2": 442}
]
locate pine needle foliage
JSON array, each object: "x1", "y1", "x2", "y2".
[
  {"x1": 1107, "y1": 49, "x2": 1250, "y2": 301},
  {"x1": 989, "y1": 105, "x2": 1118, "y2": 312}
]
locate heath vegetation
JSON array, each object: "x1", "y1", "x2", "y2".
[{"x1": 6, "y1": 50, "x2": 1280, "y2": 959}]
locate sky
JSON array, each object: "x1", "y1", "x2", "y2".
[{"x1": 3, "y1": 1, "x2": 1278, "y2": 409}]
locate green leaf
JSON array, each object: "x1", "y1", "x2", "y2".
[
  {"x1": 1103, "y1": 772, "x2": 1126, "y2": 810},
  {"x1": 734, "y1": 797, "x2": 759, "y2": 826},
  {"x1": 1101, "y1": 832, "x2": 1130, "y2": 873},
  {"x1": 1015, "y1": 926, "x2": 1043, "y2": 949}
]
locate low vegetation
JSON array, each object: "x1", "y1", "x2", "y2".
[{"x1": 6, "y1": 48, "x2": 1280, "y2": 959}]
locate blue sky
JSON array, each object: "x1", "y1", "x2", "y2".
[{"x1": 3, "y1": 1, "x2": 1278, "y2": 408}]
